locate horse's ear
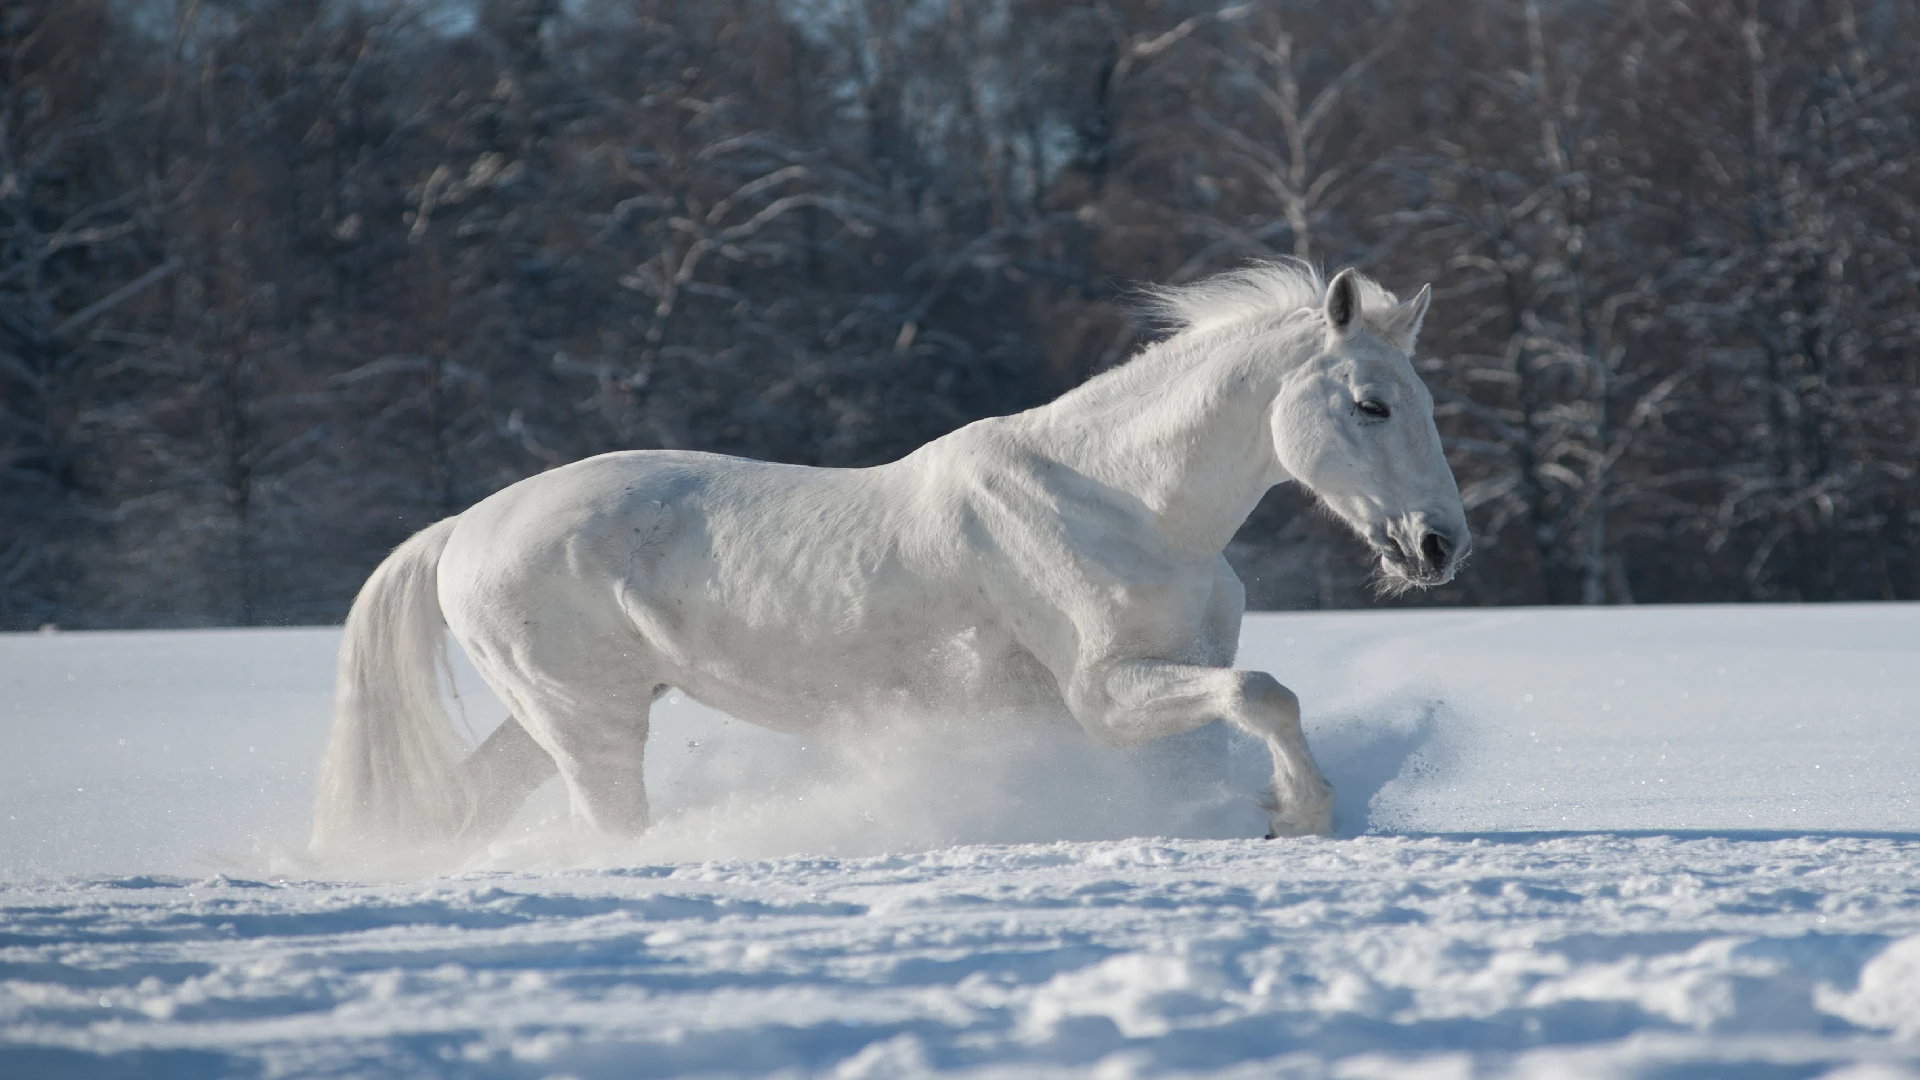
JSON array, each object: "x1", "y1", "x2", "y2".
[
  {"x1": 1383, "y1": 284, "x2": 1432, "y2": 353},
  {"x1": 1324, "y1": 268, "x2": 1361, "y2": 334}
]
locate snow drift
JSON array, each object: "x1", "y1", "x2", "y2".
[{"x1": 2, "y1": 604, "x2": 1917, "y2": 1077}]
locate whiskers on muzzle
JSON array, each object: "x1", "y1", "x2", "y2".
[
  {"x1": 1307, "y1": 497, "x2": 1470, "y2": 597},
  {"x1": 1368, "y1": 544, "x2": 1470, "y2": 598},
  {"x1": 1369, "y1": 561, "x2": 1421, "y2": 599},
  {"x1": 1368, "y1": 522, "x2": 1469, "y2": 596}
]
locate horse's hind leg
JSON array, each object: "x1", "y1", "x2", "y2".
[
  {"x1": 538, "y1": 702, "x2": 654, "y2": 836},
  {"x1": 480, "y1": 649, "x2": 659, "y2": 836},
  {"x1": 456, "y1": 716, "x2": 559, "y2": 841}
]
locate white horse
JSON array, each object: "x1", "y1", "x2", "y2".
[{"x1": 310, "y1": 263, "x2": 1467, "y2": 860}]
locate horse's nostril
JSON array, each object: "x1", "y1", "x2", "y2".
[{"x1": 1421, "y1": 531, "x2": 1449, "y2": 570}]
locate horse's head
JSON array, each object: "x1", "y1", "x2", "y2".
[{"x1": 1270, "y1": 268, "x2": 1468, "y2": 592}]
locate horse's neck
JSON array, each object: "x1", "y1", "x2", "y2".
[{"x1": 1030, "y1": 348, "x2": 1288, "y2": 556}]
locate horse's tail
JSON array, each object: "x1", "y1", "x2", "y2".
[{"x1": 309, "y1": 516, "x2": 476, "y2": 861}]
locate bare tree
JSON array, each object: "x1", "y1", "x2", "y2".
[
  {"x1": 9, "y1": 0, "x2": 1920, "y2": 626},
  {"x1": 0, "y1": 1, "x2": 173, "y2": 623}
]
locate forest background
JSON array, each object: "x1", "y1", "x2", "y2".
[{"x1": 4, "y1": 0, "x2": 1917, "y2": 628}]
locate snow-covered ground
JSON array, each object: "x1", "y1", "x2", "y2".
[{"x1": 3, "y1": 605, "x2": 1918, "y2": 1077}]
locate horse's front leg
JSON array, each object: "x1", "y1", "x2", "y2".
[{"x1": 1067, "y1": 660, "x2": 1334, "y2": 838}]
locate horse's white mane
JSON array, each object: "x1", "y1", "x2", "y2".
[
  {"x1": 1142, "y1": 260, "x2": 1401, "y2": 336},
  {"x1": 1059, "y1": 261, "x2": 1402, "y2": 410}
]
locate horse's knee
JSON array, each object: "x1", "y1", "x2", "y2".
[
  {"x1": 1062, "y1": 673, "x2": 1139, "y2": 748},
  {"x1": 1238, "y1": 671, "x2": 1300, "y2": 734}
]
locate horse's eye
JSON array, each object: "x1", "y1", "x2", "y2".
[{"x1": 1357, "y1": 399, "x2": 1391, "y2": 420}]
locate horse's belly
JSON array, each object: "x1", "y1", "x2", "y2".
[{"x1": 666, "y1": 620, "x2": 1065, "y2": 738}]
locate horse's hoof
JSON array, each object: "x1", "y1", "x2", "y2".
[
  {"x1": 1266, "y1": 784, "x2": 1335, "y2": 839},
  {"x1": 1265, "y1": 817, "x2": 1328, "y2": 839}
]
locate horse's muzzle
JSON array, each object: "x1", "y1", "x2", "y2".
[{"x1": 1376, "y1": 516, "x2": 1469, "y2": 587}]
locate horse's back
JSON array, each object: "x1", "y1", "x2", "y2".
[
  {"x1": 441, "y1": 448, "x2": 901, "y2": 613},
  {"x1": 437, "y1": 448, "x2": 1016, "y2": 721}
]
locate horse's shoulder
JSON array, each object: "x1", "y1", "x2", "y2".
[
  {"x1": 913, "y1": 415, "x2": 1030, "y2": 467},
  {"x1": 917, "y1": 425, "x2": 1186, "y2": 570},
  {"x1": 892, "y1": 420, "x2": 1032, "y2": 508}
]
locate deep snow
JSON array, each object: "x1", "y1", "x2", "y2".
[{"x1": 3, "y1": 605, "x2": 1919, "y2": 1077}]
